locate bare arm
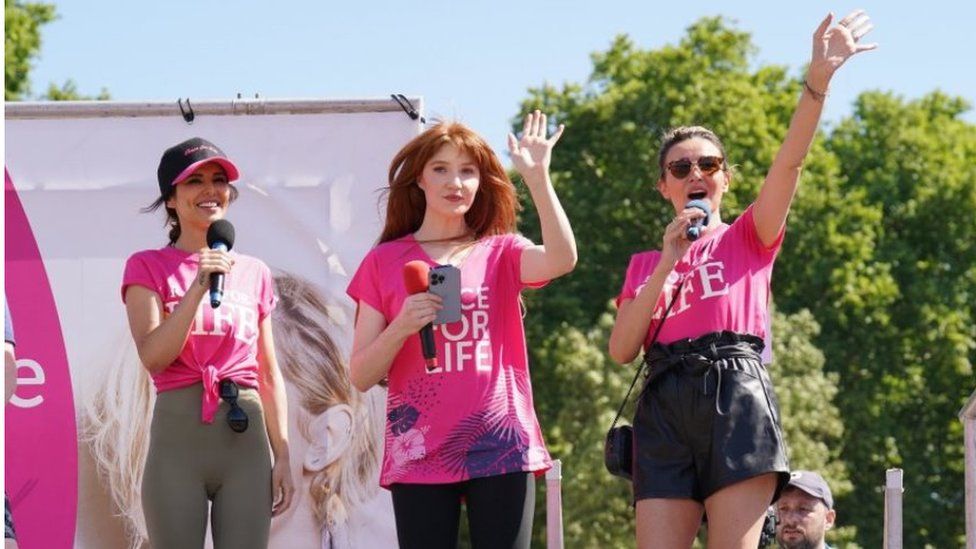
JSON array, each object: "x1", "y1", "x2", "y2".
[
  {"x1": 509, "y1": 111, "x2": 578, "y2": 283},
  {"x1": 124, "y1": 249, "x2": 232, "y2": 374},
  {"x1": 255, "y1": 317, "x2": 294, "y2": 516},
  {"x1": 349, "y1": 293, "x2": 442, "y2": 392},
  {"x1": 753, "y1": 10, "x2": 877, "y2": 246},
  {"x1": 608, "y1": 208, "x2": 700, "y2": 363},
  {"x1": 609, "y1": 262, "x2": 675, "y2": 364}
]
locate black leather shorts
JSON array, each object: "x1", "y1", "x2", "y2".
[{"x1": 632, "y1": 331, "x2": 790, "y2": 504}]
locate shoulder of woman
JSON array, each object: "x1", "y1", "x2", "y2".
[
  {"x1": 484, "y1": 232, "x2": 527, "y2": 249},
  {"x1": 230, "y1": 252, "x2": 274, "y2": 272},
  {"x1": 629, "y1": 249, "x2": 661, "y2": 266},
  {"x1": 125, "y1": 248, "x2": 167, "y2": 265},
  {"x1": 369, "y1": 236, "x2": 419, "y2": 263}
]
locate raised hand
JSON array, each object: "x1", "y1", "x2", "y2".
[
  {"x1": 660, "y1": 207, "x2": 708, "y2": 266},
  {"x1": 507, "y1": 110, "x2": 565, "y2": 186},
  {"x1": 808, "y1": 10, "x2": 877, "y2": 90}
]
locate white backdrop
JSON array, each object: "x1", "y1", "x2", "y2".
[{"x1": 5, "y1": 98, "x2": 421, "y2": 549}]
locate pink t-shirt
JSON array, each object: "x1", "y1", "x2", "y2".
[
  {"x1": 617, "y1": 205, "x2": 783, "y2": 356},
  {"x1": 121, "y1": 246, "x2": 276, "y2": 422},
  {"x1": 347, "y1": 233, "x2": 552, "y2": 487}
]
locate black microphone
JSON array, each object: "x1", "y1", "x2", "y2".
[
  {"x1": 403, "y1": 260, "x2": 438, "y2": 371},
  {"x1": 205, "y1": 219, "x2": 235, "y2": 308},
  {"x1": 685, "y1": 199, "x2": 712, "y2": 241}
]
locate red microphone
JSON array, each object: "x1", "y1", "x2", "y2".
[{"x1": 403, "y1": 261, "x2": 437, "y2": 371}]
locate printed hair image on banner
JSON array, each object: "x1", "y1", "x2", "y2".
[
  {"x1": 75, "y1": 274, "x2": 393, "y2": 548},
  {"x1": 4, "y1": 99, "x2": 421, "y2": 548}
]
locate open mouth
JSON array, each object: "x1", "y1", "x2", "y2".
[
  {"x1": 687, "y1": 191, "x2": 707, "y2": 200},
  {"x1": 197, "y1": 201, "x2": 219, "y2": 208}
]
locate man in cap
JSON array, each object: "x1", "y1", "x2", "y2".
[{"x1": 775, "y1": 470, "x2": 836, "y2": 549}]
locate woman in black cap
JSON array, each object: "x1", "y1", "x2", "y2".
[{"x1": 121, "y1": 137, "x2": 293, "y2": 548}]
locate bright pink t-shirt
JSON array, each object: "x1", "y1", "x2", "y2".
[
  {"x1": 617, "y1": 205, "x2": 783, "y2": 355},
  {"x1": 121, "y1": 246, "x2": 276, "y2": 422},
  {"x1": 347, "y1": 233, "x2": 552, "y2": 487}
]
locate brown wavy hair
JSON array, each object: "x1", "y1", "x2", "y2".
[{"x1": 378, "y1": 122, "x2": 518, "y2": 243}]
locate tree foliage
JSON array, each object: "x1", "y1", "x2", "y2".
[
  {"x1": 5, "y1": 0, "x2": 109, "y2": 100},
  {"x1": 786, "y1": 90, "x2": 975, "y2": 548},
  {"x1": 43, "y1": 79, "x2": 111, "y2": 100},
  {"x1": 513, "y1": 16, "x2": 973, "y2": 547},
  {"x1": 4, "y1": 0, "x2": 55, "y2": 100}
]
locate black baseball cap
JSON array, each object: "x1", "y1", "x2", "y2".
[
  {"x1": 156, "y1": 137, "x2": 240, "y2": 196},
  {"x1": 786, "y1": 470, "x2": 834, "y2": 509}
]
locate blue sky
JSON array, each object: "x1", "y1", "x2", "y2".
[{"x1": 26, "y1": 0, "x2": 976, "y2": 160}]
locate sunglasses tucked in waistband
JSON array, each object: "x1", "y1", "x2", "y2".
[{"x1": 219, "y1": 379, "x2": 249, "y2": 433}]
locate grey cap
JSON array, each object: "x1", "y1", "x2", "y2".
[{"x1": 786, "y1": 470, "x2": 834, "y2": 509}]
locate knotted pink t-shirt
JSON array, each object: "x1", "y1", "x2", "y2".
[
  {"x1": 347, "y1": 234, "x2": 552, "y2": 487},
  {"x1": 617, "y1": 205, "x2": 783, "y2": 357},
  {"x1": 122, "y1": 246, "x2": 276, "y2": 422}
]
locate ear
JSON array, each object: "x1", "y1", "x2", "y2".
[
  {"x1": 656, "y1": 177, "x2": 668, "y2": 199},
  {"x1": 824, "y1": 508, "x2": 836, "y2": 529},
  {"x1": 303, "y1": 404, "x2": 354, "y2": 472}
]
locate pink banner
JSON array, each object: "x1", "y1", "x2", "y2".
[{"x1": 5, "y1": 169, "x2": 79, "y2": 548}]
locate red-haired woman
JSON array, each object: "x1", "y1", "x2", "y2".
[{"x1": 347, "y1": 111, "x2": 577, "y2": 548}]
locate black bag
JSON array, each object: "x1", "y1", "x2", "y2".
[
  {"x1": 604, "y1": 424, "x2": 634, "y2": 479},
  {"x1": 603, "y1": 280, "x2": 684, "y2": 480}
]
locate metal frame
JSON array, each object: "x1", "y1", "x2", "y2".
[{"x1": 4, "y1": 97, "x2": 423, "y2": 119}]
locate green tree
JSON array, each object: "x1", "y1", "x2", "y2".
[
  {"x1": 5, "y1": 0, "x2": 110, "y2": 100},
  {"x1": 527, "y1": 309, "x2": 634, "y2": 548},
  {"x1": 43, "y1": 78, "x2": 110, "y2": 100},
  {"x1": 798, "y1": 91, "x2": 974, "y2": 548},
  {"x1": 5, "y1": 0, "x2": 55, "y2": 100},
  {"x1": 768, "y1": 307, "x2": 857, "y2": 547}
]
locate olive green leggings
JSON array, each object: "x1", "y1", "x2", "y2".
[{"x1": 142, "y1": 384, "x2": 271, "y2": 549}]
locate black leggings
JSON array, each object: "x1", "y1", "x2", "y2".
[{"x1": 390, "y1": 471, "x2": 535, "y2": 549}]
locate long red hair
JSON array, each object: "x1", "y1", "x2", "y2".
[{"x1": 378, "y1": 122, "x2": 518, "y2": 243}]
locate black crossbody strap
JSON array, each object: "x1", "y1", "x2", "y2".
[{"x1": 608, "y1": 279, "x2": 685, "y2": 431}]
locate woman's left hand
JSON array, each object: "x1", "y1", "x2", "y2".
[
  {"x1": 508, "y1": 110, "x2": 565, "y2": 186},
  {"x1": 271, "y1": 458, "x2": 295, "y2": 517},
  {"x1": 808, "y1": 10, "x2": 877, "y2": 90}
]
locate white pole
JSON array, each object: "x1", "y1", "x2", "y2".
[
  {"x1": 883, "y1": 468, "x2": 903, "y2": 549},
  {"x1": 965, "y1": 418, "x2": 976, "y2": 549},
  {"x1": 546, "y1": 459, "x2": 564, "y2": 549},
  {"x1": 960, "y1": 390, "x2": 976, "y2": 549}
]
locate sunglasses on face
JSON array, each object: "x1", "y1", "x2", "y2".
[
  {"x1": 219, "y1": 379, "x2": 249, "y2": 433},
  {"x1": 666, "y1": 156, "x2": 724, "y2": 179}
]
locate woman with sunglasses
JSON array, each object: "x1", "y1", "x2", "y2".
[
  {"x1": 121, "y1": 137, "x2": 293, "y2": 548},
  {"x1": 347, "y1": 111, "x2": 576, "y2": 548},
  {"x1": 609, "y1": 11, "x2": 876, "y2": 548}
]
